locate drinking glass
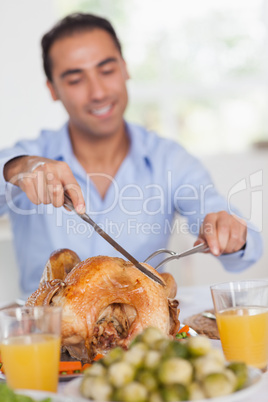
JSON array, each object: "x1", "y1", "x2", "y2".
[
  {"x1": 211, "y1": 280, "x2": 268, "y2": 370},
  {"x1": 0, "y1": 306, "x2": 62, "y2": 391}
]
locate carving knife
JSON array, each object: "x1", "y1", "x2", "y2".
[{"x1": 63, "y1": 193, "x2": 164, "y2": 286}]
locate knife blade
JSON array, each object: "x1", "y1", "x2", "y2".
[{"x1": 63, "y1": 193, "x2": 164, "y2": 286}]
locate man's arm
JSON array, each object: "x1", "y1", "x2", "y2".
[
  {"x1": 3, "y1": 156, "x2": 85, "y2": 213},
  {"x1": 163, "y1": 140, "x2": 263, "y2": 270}
]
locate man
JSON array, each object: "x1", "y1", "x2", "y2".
[{"x1": 0, "y1": 13, "x2": 262, "y2": 297}]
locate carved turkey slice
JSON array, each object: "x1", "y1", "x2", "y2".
[{"x1": 26, "y1": 249, "x2": 180, "y2": 362}]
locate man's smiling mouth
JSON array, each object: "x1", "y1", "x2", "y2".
[{"x1": 91, "y1": 104, "x2": 113, "y2": 116}]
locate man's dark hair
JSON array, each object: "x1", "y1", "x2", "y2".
[{"x1": 41, "y1": 13, "x2": 122, "y2": 82}]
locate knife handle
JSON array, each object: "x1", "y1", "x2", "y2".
[{"x1": 63, "y1": 192, "x2": 76, "y2": 211}]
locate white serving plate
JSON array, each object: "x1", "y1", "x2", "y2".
[{"x1": 63, "y1": 366, "x2": 263, "y2": 402}]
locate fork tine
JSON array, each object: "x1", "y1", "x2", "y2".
[
  {"x1": 154, "y1": 243, "x2": 209, "y2": 270},
  {"x1": 143, "y1": 249, "x2": 177, "y2": 263}
]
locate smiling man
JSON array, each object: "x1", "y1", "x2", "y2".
[{"x1": 0, "y1": 13, "x2": 262, "y2": 297}]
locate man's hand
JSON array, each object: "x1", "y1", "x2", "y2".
[
  {"x1": 194, "y1": 211, "x2": 247, "y2": 256},
  {"x1": 4, "y1": 156, "x2": 86, "y2": 214}
]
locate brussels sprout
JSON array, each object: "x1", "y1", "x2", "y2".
[
  {"x1": 148, "y1": 391, "x2": 165, "y2": 402},
  {"x1": 144, "y1": 350, "x2": 161, "y2": 370},
  {"x1": 115, "y1": 381, "x2": 148, "y2": 402},
  {"x1": 187, "y1": 336, "x2": 211, "y2": 357},
  {"x1": 188, "y1": 381, "x2": 206, "y2": 400},
  {"x1": 123, "y1": 342, "x2": 148, "y2": 367},
  {"x1": 80, "y1": 376, "x2": 95, "y2": 398},
  {"x1": 202, "y1": 372, "x2": 235, "y2": 398},
  {"x1": 227, "y1": 362, "x2": 248, "y2": 390},
  {"x1": 160, "y1": 384, "x2": 189, "y2": 402},
  {"x1": 136, "y1": 370, "x2": 158, "y2": 391},
  {"x1": 206, "y1": 348, "x2": 225, "y2": 365},
  {"x1": 103, "y1": 346, "x2": 124, "y2": 366},
  {"x1": 152, "y1": 338, "x2": 170, "y2": 353},
  {"x1": 165, "y1": 340, "x2": 189, "y2": 359},
  {"x1": 80, "y1": 375, "x2": 113, "y2": 400},
  {"x1": 141, "y1": 327, "x2": 167, "y2": 345},
  {"x1": 224, "y1": 368, "x2": 238, "y2": 390},
  {"x1": 84, "y1": 362, "x2": 106, "y2": 377},
  {"x1": 108, "y1": 361, "x2": 135, "y2": 387},
  {"x1": 158, "y1": 357, "x2": 193, "y2": 385},
  {"x1": 193, "y1": 355, "x2": 225, "y2": 380}
]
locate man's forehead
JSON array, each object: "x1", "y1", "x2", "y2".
[{"x1": 49, "y1": 29, "x2": 121, "y2": 73}]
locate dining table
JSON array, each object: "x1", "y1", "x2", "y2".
[{"x1": 1, "y1": 284, "x2": 268, "y2": 402}]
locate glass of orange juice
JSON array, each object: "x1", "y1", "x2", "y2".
[
  {"x1": 0, "y1": 306, "x2": 62, "y2": 392},
  {"x1": 211, "y1": 280, "x2": 268, "y2": 371}
]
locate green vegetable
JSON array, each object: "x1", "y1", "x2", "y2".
[
  {"x1": 227, "y1": 362, "x2": 248, "y2": 390},
  {"x1": 0, "y1": 383, "x2": 16, "y2": 402},
  {"x1": 175, "y1": 332, "x2": 187, "y2": 339},
  {"x1": 158, "y1": 357, "x2": 193, "y2": 385},
  {"x1": 80, "y1": 327, "x2": 251, "y2": 402},
  {"x1": 165, "y1": 340, "x2": 189, "y2": 359},
  {"x1": 143, "y1": 350, "x2": 161, "y2": 370},
  {"x1": 140, "y1": 327, "x2": 167, "y2": 346},
  {"x1": 103, "y1": 346, "x2": 124, "y2": 366},
  {"x1": 0, "y1": 383, "x2": 52, "y2": 402},
  {"x1": 193, "y1": 354, "x2": 225, "y2": 380},
  {"x1": 202, "y1": 372, "x2": 235, "y2": 398},
  {"x1": 123, "y1": 343, "x2": 147, "y2": 367},
  {"x1": 148, "y1": 391, "x2": 164, "y2": 402},
  {"x1": 151, "y1": 338, "x2": 170, "y2": 353},
  {"x1": 108, "y1": 361, "x2": 135, "y2": 387},
  {"x1": 160, "y1": 384, "x2": 189, "y2": 402},
  {"x1": 187, "y1": 382, "x2": 206, "y2": 400},
  {"x1": 187, "y1": 335, "x2": 211, "y2": 357},
  {"x1": 84, "y1": 362, "x2": 106, "y2": 376},
  {"x1": 87, "y1": 377, "x2": 113, "y2": 401},
  {"x1": 136, "y1": 370, "x2": 158, "y2": 391},
  {"x1": 115, "y1": 382, "x2": 148, "y2": 402},
  {"x1": 80, "y1": 376, "x2": 95, "y2": 399}
]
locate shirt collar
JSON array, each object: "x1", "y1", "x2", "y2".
[
  {"x1": 44, "y1": 122, "x2": 72, "y2": 162},
  {"x1": 46, "y1": 120, "x2": 153, "y2": 169},
  {"x1": 125, "y1": 121, "x2": 152, "y2": 169}
]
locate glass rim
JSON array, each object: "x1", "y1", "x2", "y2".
[
  {"x1": 210, "y1": 279, "x2": 268, "y2": 292},
  {"x1": 0, "y1": 306, "x2": 62, "y2": 319}
]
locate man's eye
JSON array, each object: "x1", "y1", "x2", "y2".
[
  {"x1": 68, "y1": 79, "x2": 81, "y2": 85},
  {"x1": 102, "y1": 69, "x2": 114, "y2": 75}
]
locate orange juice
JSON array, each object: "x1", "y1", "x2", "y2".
[
  {"x1": 1, "y1": 333, "x2": 61, "y2": 391},
  {"x1": 216, "y1": 306, "x2": 268, "y2": 369}
]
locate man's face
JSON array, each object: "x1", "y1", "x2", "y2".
[{"x1": 47, "y1": 29, "x2": 129, "y2": 139}]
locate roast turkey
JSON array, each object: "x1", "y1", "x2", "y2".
[{"x1": 26, "y1": 249, "x2": 180, "y2": 362}]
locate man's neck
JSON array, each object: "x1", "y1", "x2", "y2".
[{"x1": 68, "y1": 122, "x2": 130, "y2": 198}]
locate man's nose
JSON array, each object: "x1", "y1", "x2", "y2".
[{"x1": 88, "y1": 75, "x2": 107, "y2": 100}]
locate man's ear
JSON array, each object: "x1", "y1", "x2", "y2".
[
  {"x1": 46, "y1": 80, "x2": 59, "y2": 101},
  {"x1": 122, "y1": 59, "x2": 130, "y2": 80}
]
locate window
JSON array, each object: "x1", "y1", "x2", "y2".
[{"x1": 56, "y1": 0, "x2": 268, "y2": 154}]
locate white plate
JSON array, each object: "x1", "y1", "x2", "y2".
[
  {"x1": 17, "y1": 388, "x2": 86, "y2": 402},
  {"x1": 63, "y1": 367, "x2": 263, "y2": 402}
]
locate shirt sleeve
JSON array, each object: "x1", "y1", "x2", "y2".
[
  {"x1": 0, "y1": 137, "x2": 44, "y2": 215},
  {"x1": 168, "y1": 143, "x2": 263, "y2": 272},
  {"x1": 0, "y1": 151, "x2": 28, "y2": 215},
  {"x1": 217, "y1": 227, "x2": 263, "y2": 272}
]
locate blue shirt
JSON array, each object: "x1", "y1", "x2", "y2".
[{"x1": 0, "y1": 122, "x2": 263, "y2": 297}]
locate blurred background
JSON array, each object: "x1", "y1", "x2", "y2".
[{"x1": 0, "y1": 0, "x2": 268, "y2": 301}]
